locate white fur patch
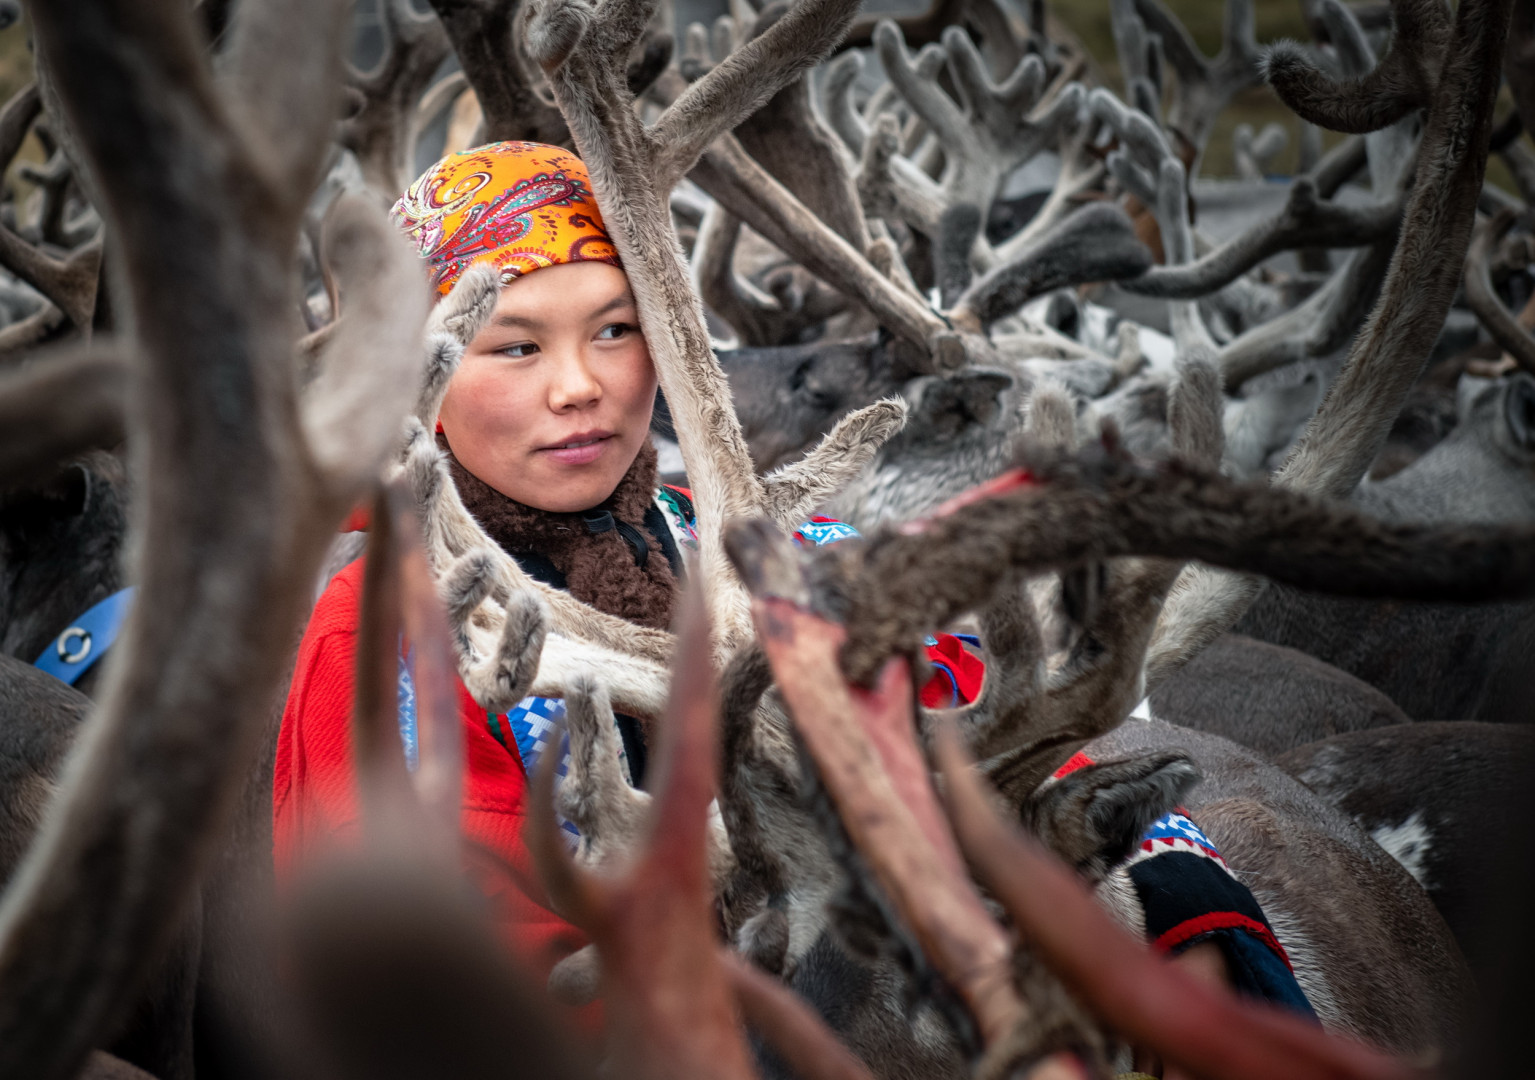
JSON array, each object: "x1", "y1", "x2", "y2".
[
  {"x1": 1130, "y1": 696, "x2": 1154, "y2": 721},
  {"x1": 1370, "y1": 812, "x2": 1434, "y2": 889}
]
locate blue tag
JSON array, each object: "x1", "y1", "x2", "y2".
[{"x1": 33, "y1": 587, "x2": 136, "y2": 686}]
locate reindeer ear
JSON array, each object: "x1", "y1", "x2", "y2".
[
  {"x1": 910, "y1": 369, "x2": 1014, "y2": 436},
  {"x1": 1503, "y1": 373, "x2": 1535, "y2": 454},
  {"x1": 1023, "y1": 752, "x2": 1200, "y2": 879},
  {"x1": 0, "y1": 461, "x2": 92, "y2": 526}
]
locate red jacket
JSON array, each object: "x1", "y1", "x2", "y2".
[
  {"x1": 273, "y1": 557, "x2": 586, "y2": 980},
  {"x1": 274, "y1": 555, "x2": 985, "y2": 980}
]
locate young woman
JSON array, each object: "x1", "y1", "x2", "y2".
[
  {"x1": 273, "y1": 142, "x2": 1312, "y2": 1034},
  {"x1": 273, "y1": 142, "x2": 684, "y2": 980}
]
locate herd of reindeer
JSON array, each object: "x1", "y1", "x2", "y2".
[{"x1": 1, "y1": 0, "x2": 1535, "y2": 1076}]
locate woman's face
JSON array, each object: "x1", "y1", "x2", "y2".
[{"x1": 439, "y1": 261, "x2": 658, "y2": 513}]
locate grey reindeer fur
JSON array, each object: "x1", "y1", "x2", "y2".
[
  {"x1": 1149, "y1": 634, "x2": 1412, "y2": 759},
  {"x1": 1277, "y1": 722, "x2": 1535, "y2": 961},
  {"x1": 1239, "y1": 373, "x2": 1535, "y2": 722}
]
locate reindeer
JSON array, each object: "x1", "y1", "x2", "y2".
[
  {"x1": 1277, "y1": 721, "x2": 1535, "y2": 968},
  {"x1": 0, "y1": 2, "x2": 1525, "y2": 1079},
  {"x1": 1147, "y1": 633, "x2": 1414, "y2": 759},
  {"x1": 1238, "y1": 372, "x2": 1535, "y2": 724}
]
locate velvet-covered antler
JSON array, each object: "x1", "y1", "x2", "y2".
[
  {"x1": 425, "y1": 0, "x2": 568, "y2": 145},
  {"x1": 522, "y1": 0, "x2": 907, "y2": 656},
  {"x1": 692, "y1": 127, "x2": 1148, "y2": 369},
  {"x1": 0, "y1": 2, "x2": 433, "y2": 1077},
  {"x1": 873, "y1": 20, "x2": 1083, "y2": 216},
  {"x1": 1128, "y1": 0, "x2": 1261, "y2": 163},
  {"x1": 1142, "y1": 0, "x2": 1514, "y2": 684},
  {"x1": 1264, "y1": 0, "x2": 1450, "y2": 135},
  {"x1": 835, "y1": 442, "x2": 1535, "y2": 688},
  {"x1": 339, "y1": 0, "x2": 453, "y2": 198},
  {"x1": 1091, "y1": 85, "x2": 1398, "y2": 391},
  {"x1": 0, "y1": 84, "x2": 103, "y2": 334},
  {"x1": 1464, "y1": 207, "x2": 1535, "y2": 377}
]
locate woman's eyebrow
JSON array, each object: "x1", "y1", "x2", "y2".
[
  {"x1": 490, "y1": 293, "x2": 634, "y2": 329},
  {"x1": 593, "y1": 292, "x2": 637, "y2": 317}
]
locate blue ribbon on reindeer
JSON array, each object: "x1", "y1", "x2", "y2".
[{"x1": 33, "y1": 587, "x2": 136, "y2": 687}]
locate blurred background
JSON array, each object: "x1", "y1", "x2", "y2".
[{"x1": 0, "y1": 0, "x2": 1520, "y2": 192}]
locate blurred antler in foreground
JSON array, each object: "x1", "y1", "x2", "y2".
[{"x1": 0, "y1": 2, "x2": 431, "y2": 1076}]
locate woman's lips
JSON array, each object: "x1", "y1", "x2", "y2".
[{"x1": 537, "y1": 432, "x2": 614, "y2": 466}]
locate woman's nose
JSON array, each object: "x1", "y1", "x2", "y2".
[{"x1": 547, "y1": 347, "x2": 602, "y2": 411}]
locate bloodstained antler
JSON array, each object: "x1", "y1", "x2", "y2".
[
  {"x1": 833, "y1": 445, "x2": 1535, "y2": 687},
  {"x1": 726, "y1": 522, "x2": 1095, "y2": 1078},
  {"x1": 350, "y1": 482, "x2": 466, "y2": 848},
  {"x1": 283, "y1": 477, "x2": 582, "y2": 1080},
  {"x1": 527, "y1": 588, "x2": 898, "y2": 1080}
]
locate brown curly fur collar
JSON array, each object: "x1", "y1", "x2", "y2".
[{"x1": 444, "y1": 437, "x2": 677, "y2": 630}]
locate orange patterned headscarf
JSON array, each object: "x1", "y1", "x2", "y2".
[{"x1": 392, "y1": 141, "x2": 620, "y2": 296}]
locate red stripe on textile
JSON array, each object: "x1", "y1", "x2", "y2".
[
  {"x1": 1154, "y1": 911, "x2": 1295, "y2": 973},
  {"x1": 1052, "y1": 751, "x2": 1096, "y2": 778},
  {"x1": 1141, "y1": 838, "x2": 1227, "y2": 864},
  {"x1": 898, "y1": 467, "x2": 1037, "y2": 535}
]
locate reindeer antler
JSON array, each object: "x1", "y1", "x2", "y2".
[
  {"x1": 1133, "y1": 0, "x2": 1261, "y2": 160},
  {"x1": 522, "y1": 0, "x2": 911, "y2": 656},
  {"x1": 0, "y1": 3, "x2": 433, "y2": 1076},
  {"x1": 0, "y1": 345, "x2": 125, "y2": 488},
  {"x1": 1464, "y1": 207, "x2": 1535, "y2": 377},
  {"x1": 427, "y1": 0, "x2": 568, "y2": 145},
  {"x1": 873, "y1": 20, "x2": 1083, "y2": 215},
  {"x1": 339, "y1": 0, "x2": 453, "y2": 198},
  {"x1": 835, "y1": 437, "x2": 1535, "y2": 689},
  {"x1": 1265, "y1": 0, "x2": 1450, "y2": 135},
  {"x1": 527, "y1": 590, "x2": 758, "y2": 1080},
  {"x1": 1142, "y1": 0, "x2": 1515, "y2": 685},
  {"x1": 0, "y1": 84, "x2": 103, "y2": 335}
]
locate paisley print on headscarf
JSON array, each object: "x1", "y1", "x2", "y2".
[{"x1": 393, "y1": 141, "x2": 620, "y2": 295}]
